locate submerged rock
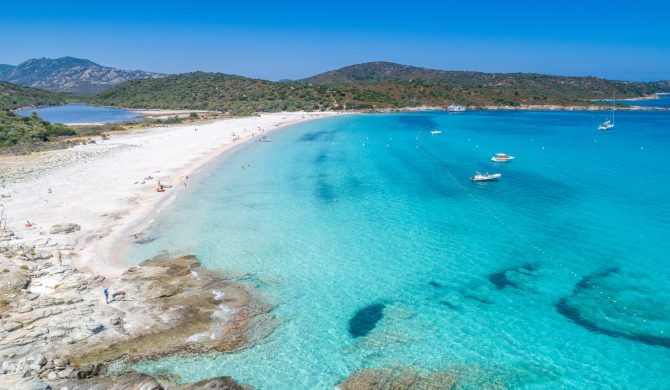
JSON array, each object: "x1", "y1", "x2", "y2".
[
  {"x1": 340, "y1": 363, "x2": 557, "y2": 389},
  {"x1": 556, "y1": 267, "x2": 670, "y2": 348},
  {"x1": 55, "y1": 372, "x2": 251, "y2": 390},
  {"x1": 340, "y1": 366, "x2": 456, "y2": 390},
  {"x1": 488, "y1": 263, "x2": 537, "y2": 290},
  {"x1": 348, "y1": 303, "x2": 385, "y2": 338}
]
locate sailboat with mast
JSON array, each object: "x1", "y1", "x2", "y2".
[{"x1": 598, "y1": 93, "x2": 616, "y2": 130}]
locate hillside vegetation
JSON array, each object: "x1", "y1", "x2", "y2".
[
  {"x1": 0, "y1": 81, "x2": 70, "y2": 111},
  {"x1": 0, "y1": 81, "x2": 74, "y2": 149},
  {"x1": 0, "y1": 111, "x2": 75, "y2": 148},
  {"x1": 91, "y1": 62, "x2": 670, "y2": 114}
]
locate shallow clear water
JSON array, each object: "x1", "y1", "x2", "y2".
[
  {"x1": 128, "y1": 111, "x2": 670, "y2": 389},
  {"x1": 15, "y1": 103, "x2": 142, "y2": 124}
]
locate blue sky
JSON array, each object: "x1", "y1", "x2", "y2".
[{"x1": 1, "y1": 1, "x2": 669, "y2": 81}]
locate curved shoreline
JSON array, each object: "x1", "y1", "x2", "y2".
[
  {"x1": 103, "y1": 112, "x2": 347, "y2": 274},
  {"x1": 0, "y1": 111, "x2": 343, "y2": 280}
]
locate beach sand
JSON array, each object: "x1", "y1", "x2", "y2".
[{"x1": 0, "y1": 111, "x2": 339, "y2": 279}]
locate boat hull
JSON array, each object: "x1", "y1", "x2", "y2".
[{"x1": 471, "y1": 173, "x2": 501, "y2": 181}]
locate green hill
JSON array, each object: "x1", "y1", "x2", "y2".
[
  {"x1": 0, "y1": 111, "x2": 75, "y2": 148},
  {"x1": 90, "y1": 72, "x2": 341, "y2": 115},
  {"x1": 0, "y1": 81, "x2": 70, "y2": 111},
  {"x1": 0, "y1": 82, "x2": 74, "y2": 149},
  {"x1": 91, "y1": 62, "x2": 670, "y2": 114}
]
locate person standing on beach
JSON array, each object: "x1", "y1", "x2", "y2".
[{"x1": 104, "y1": 287, "x2": 109, "y2": 304}]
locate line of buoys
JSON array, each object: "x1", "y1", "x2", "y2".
[{"x1": 414, "y1": 130, "x2": 660, "y2": 328}]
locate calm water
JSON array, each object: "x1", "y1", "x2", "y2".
[
  {"x1": 15, "y1": 104, "x2": 142, "y2": 124},
  {"x1": 600, "y1": 93, "x2": 670, "y2": 109},
  {"x1": 129, "y1": 111, "x2": 670, "y2": 389}
]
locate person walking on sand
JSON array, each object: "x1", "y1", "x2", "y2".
[{"x1": 104, "y1": 287, "x2": 109, "y2": 304}]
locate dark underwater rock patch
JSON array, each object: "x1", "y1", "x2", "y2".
[
  {"x1": 135, "y1": 236, "x2": 157, "y2": 245},
  {"x1": 349, "y1": 303, "x2": 385, "y2": 338},
  {"x1": 556, "y1": 267, "x2": 670, "y2": 349},
  {"x1": 314, "y1": 151, "x2": 328, "y2": 164},
  {"x1": 488, "y1": 263, "x2": 537, "y2": 290},
  {"x1": 315, "y1": 178, "x2": 336, "y2": 203},
  {"x1": 300, "y1": 130, "x2": 336, "y2": 142}
]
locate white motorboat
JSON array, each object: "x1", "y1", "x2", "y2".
[
  {"x1": 259, "y1": 136, "x2": 271, "y2": 142},
  {"x1": 447, "y1": 104, "x2": 466, "y2": 112},
  {"x1": 470, "y1": 172, "x2": 501, "y2": 181},
  {"x1": 430, "y1": 130, "x2": 442, "y2": 135},
  {"x1": 491, "y1": 153, "x2": 515, "y2": 162}
]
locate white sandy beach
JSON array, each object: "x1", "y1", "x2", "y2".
[{"x1": 0, "y1": 111, "x2": 339, "y2": 278}]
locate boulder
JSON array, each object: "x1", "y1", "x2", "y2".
[
  {"x1": 184, "y1": 376, "x2": 247, "y2": 390},
  {"x1": 3, "y1": 321, "x2": 23, "y2": 332},
  {"x1": 49, "y1": 224, "x2": 81, "y2": 235}
]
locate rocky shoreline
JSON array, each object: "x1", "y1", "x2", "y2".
[{"x1": 0, "y1": 225, "x2": 275, "y2": 389}]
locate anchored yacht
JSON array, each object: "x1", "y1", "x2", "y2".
[
  {"x1": 491, "y1": 153, "x2": 515, "y2": 162},
  {"x1": 471, "y1": 172, "x2": 501, "y2": 181}
]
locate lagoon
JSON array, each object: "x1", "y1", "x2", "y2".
[{"x1": 15, "y1": 103, "x2": 143, "y2": 124}]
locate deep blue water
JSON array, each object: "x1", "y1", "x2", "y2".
[
  {"x1": 129, "y1": 111, "x2": 670, "y2": 389},
  {"x1": 15, "y1": 104, "x2": 143, "y2": 124}
]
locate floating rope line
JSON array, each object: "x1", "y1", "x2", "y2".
[{"x1": 413, "y1": 130, "x2": 664, "y2": 330}]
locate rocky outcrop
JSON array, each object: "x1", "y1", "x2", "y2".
[
  {"x1": 70, "y1": 255, "x2": 276, "y2": 366},
  {"x1": 49, "y1": 223, "x2": 81, "y2": 235},
  {"x1": 56, "y1": 371, "x2": 250, "y2": 390},
  {"x1": 0, "y1": 245, "x2": 274, "y2": 389}
]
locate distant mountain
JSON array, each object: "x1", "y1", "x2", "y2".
[
  {"x1": 0, "y1": 81, "x2": 70, "y2": 111},
  {"x1": 0, "y1": 64, "x2": 14, "y2": 74},
  {"x1": 0, "y1": 57, "x2": 164, "y2": 95}
]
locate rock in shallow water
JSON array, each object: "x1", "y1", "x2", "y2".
[
  {"x1": 53, "y1": 371, "x2": 249, "y2": 390},
  {"x1": 556, "y1": 267, "x2": 670, "y2": 348},
  {"x1": 340, "y1": 366, "x2": 456, "y2": 390},
  {"x1": 348, "y1": 303, "x2": 385, "y2": 338}
]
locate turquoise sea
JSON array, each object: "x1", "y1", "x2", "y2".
[
  {"x1": 128, "y1": 111, "x2": 670, "y2": 389},
  {"x1": 15, "y1": 103, "x2": 142, "y2": 124}
]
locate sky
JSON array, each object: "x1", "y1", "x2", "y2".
[{"x1": 1, "y1": 1, "x2": 669, "y2": 81}]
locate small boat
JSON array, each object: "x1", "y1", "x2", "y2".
[
  {"x1": 470, "y1": 171, "x2": 501, "y2": 181},
  {"x1": 598, "y1": 119, "x2": 614, "y2": 131},
  {"x1": 447, "y1": 104, "x2": 466, "y2": 112},
  {"x1": 259, "y1": 136, "x2": 271, "y2": 142},
  {"x1": 430, "y1": 130, "x2": 442, "y2": 135},
  {"x1": 598, "y1": 92, "x2": 616, "y2": 130},
  {"x1": 491, "y1": 153, "x2": 515, "y2": 162}
]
